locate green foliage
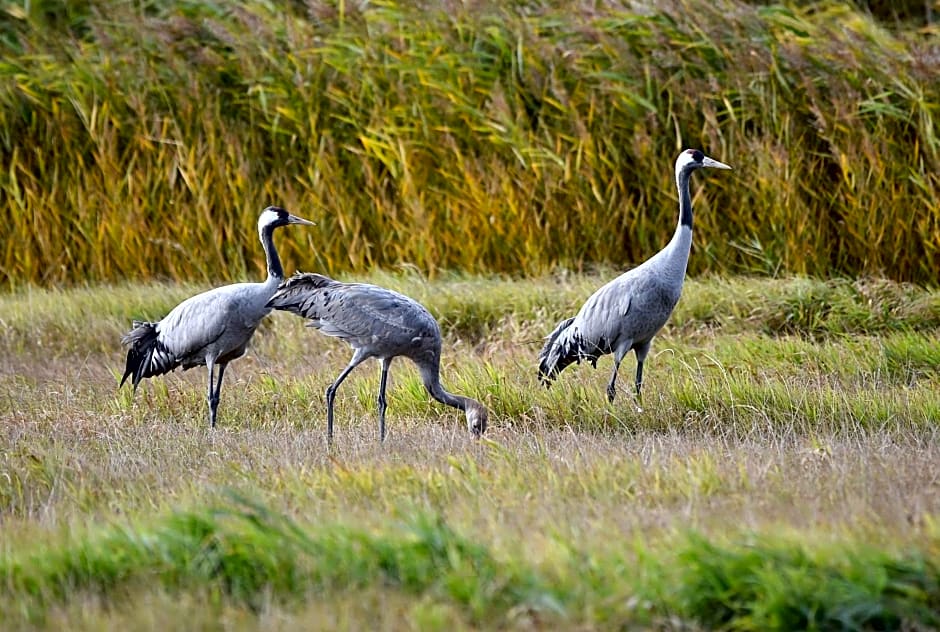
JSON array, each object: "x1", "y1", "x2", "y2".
[
  {"x1": 674, "y1": 276, "x2": 940, "y2": 338},
  {"x1": 675, "y1": 534, "x2": 940, "y2": 630},
  {"x1": 2, "y1": 496, "x2": 939, "y2": 629},
  {"x1": 1, "y1": 0, "x2": 938, "y2": 287},
  {"x1": 1, "y1": 494, "x2": 554, "y2": 626},
  {"x1": 2, "y1": 273, "x2": 935, "y2": 359}
]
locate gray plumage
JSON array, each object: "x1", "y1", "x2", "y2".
[
  {"x1": 120, "y1": 206, "x2": 314, "y2": 427},
  {"x1": 266, "y1": 272, "x2": 488, "y2": 442},
  {"x1": 538, "y1": 149, "x2": 731, "y2": 406}
]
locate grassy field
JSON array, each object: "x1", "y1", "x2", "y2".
[
  {"x1": 1, "y1": 273, "x2": 939, "y2": 629},
  {"x1": 3, "y1": 0, "x2": 939, "y2": 627}
]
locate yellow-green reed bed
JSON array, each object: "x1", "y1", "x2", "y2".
[
  {"x1": 1, "y1": 0, "x2": 938, "y2": 288},
  {"x1": 1, "y1": 274, "x2": 939, "y2": 628}
]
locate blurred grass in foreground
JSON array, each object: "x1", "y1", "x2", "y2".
[{"x1": 2, "y1": 494, "x2": 938, "y2": 630}]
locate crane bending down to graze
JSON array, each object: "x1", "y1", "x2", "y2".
[
  {"x1": 120, "y1": 206, "x2": 315, "y2": 428},
  {"x1": 266, "y1": 272, "x2": 488, "y2": 443},
  {"x1": 538, "y1": 149, "x2": 731, "y2": 408}
]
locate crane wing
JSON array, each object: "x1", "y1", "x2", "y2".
[
  {"x1": 572, "y1": 274, "x2": 635, "y2": 353},
  {"x1": 324, "y1": 285, "x2": 429, "y2": 338},
  {"x1": 156, "y1": 288, "x2": 240, "y2": 357},
  {"x1": 268, "y1": 273, "x2": 437, "y2": 346}
]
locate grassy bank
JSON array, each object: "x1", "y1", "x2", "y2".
[
  {"x1": 4, "y1": 496, "x2": 939, "y2": 629},
  {"x1": 1, "y1": 274, "x2": 939, "y2": 628},
  {"x1": 2, "y1": 0, "x2": 939, "y2": 287}
]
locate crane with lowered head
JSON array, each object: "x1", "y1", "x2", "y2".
[{"x1": 266, "y1": 272, "x2": 488, "y2": 443}]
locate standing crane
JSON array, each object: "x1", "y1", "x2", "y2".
[
  {"x1": 266, "y1": 272, "x2": 488, "y2": 443},
  {"x1": 120, "y1": 206, "x2": 315, "y2": 428},
  {"x1": 538, "y1": 149, "x2": 731, "y2": 408}
]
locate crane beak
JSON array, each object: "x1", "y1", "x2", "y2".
[
  {"x1": 288, "y1": 214, "x2": 316, "y2": 226},
  {"x1": 702, "y1": 156, "x2": 732, "y2": 170}
]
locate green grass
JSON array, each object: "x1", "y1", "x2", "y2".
[
  {"x1": 1, "y1": 274, "x2": 939, "y2": 629},
  {"x1": 3, "y1": 494, "x2": 938, "y2": 630},
  {"x1": 1, "y1": 0, "x2": 939, "y2": 287}
]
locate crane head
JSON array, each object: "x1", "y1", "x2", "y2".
[
  {"x1": 259, "y1": 206, "x2": 316, "y2": 231},
  {"x1": 466, "y1": 400, "x2": 488, "y2": 437},
  {"x1": 675, "y1": 149, "x2": 732, "y2": 176}
]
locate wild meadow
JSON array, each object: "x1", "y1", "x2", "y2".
[
  {"x1": 1, "y1": 274, "x2": 939, "y2": 629},
  {"x1": 2, "y1": 0, "x2": 940, "y2": 629}
]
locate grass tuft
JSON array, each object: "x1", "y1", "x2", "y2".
[{"x1": 675, "y1": 533, "x2": 940, "y2": 630}]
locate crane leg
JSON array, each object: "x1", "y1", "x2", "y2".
[
  {"x1": 206, "y1": 360, "x2": 216, "y2": 428},
  {"x1": 634, "y1": 360, "x2": 644, "y2": 411},
  {"x1": 606, "y1": 366, "x2": 618, "y2": 403},
  {"x1": 607, "y1": 343, "x2": 632, "y2": 403},
  {"x1": 377, "y1": 358, "x2": 392, "y2": 442},
  {"x1": 325, "y1": 349, "x2": 369, "y2": 445},
  {"x1": 633, "y1": 341, "x2": 651, "y2": 413},
  {"x1": 606, "y1": 358, "x2": 622, "y2": 403},
  {"x1": 206, "y1": 359, "x2": 226, "y2": 428},
  {"x1": 213, "y1": 363, "x2": 227, "y2": 422}
]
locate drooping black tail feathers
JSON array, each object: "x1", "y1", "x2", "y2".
[
  {"x1": 265, "y1": 271, "x2": 338, "y2": 318},
  {"x1": 120, "y1": 321, "x2": 177, "y2": 389},
  {"x1": 537, "y1": 316, "x2": 591, "y2": 385}
]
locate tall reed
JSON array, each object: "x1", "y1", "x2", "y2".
[{"x1": 1, "y1": 0, "x2": 937, "y2": 287}]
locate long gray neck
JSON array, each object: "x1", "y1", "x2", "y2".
[
  {"x1": 677, "y1": 167, "x2": 694, "y2": 230},
  {"x1": 259, "y1": 225, "x2": 284, "y2": 280},
  {"x1": 654, "y1": 166, "x2": 695, "y2": 282},
  {"x1": 419, "y1": 363, "x2": 473, "y2": 412}
]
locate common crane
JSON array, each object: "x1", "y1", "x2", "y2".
[
  {"x1": 120, "y1": 206, "x2": 314, "y2": 427},
  {"x1": 266, "y1": 272, "x2": 488, "y2": 442},
  {"x1": 537, "y1": 149, "x2": 731, "y2": 408}
]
